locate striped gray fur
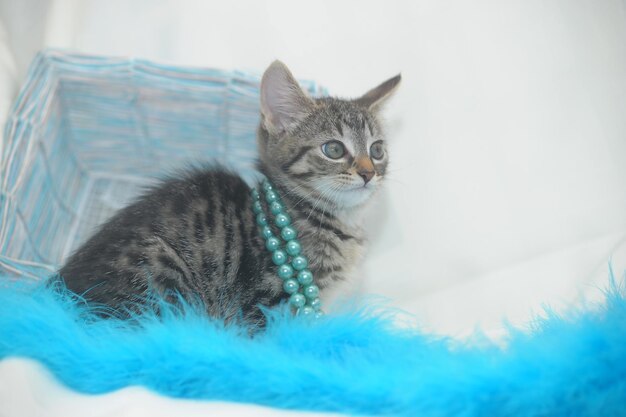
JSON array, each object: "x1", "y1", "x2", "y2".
[{"x1": 57, "y1": 61, "x2": 400, "y2": 328}]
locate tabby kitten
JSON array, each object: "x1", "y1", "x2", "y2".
[{"x1": 58, "y1": 61, "x2": 400, "y2": 326}]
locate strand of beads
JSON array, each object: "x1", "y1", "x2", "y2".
[{"x1": 251, "y1": 180, "x2": 322, "y2": 318}]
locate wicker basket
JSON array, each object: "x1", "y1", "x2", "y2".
[{"x1": 0, "y1": 50, "x2": 322, "y2": 279}]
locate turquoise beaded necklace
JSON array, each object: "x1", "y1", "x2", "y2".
[{"x1": 251, "y1": 179, "x2": 323, "y2": 318}]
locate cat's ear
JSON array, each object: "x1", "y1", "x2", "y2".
[
  {"x1": 354, "y1": 74, "x2": 401, "y2": 112},
  {"x1": 260, "y1": 60, "x2": 315, "y2": 135}
]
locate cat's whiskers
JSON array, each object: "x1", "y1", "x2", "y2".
[
  {"x1": 280, "y1": 177, "x2": 324, "y2": 208},
  {"x1": 316, "y1": 183, "x2": 343, "y2": 235},
  {"x1": 281, "y1": 176, "x2": 319, "y2": 197},
  {"x1": 288, "y1": 177, "x2": 339, "y2": 216},
  {"x1": 307, "y1": 178, "x2": 345, "y2": 224},
  {"x1": 305, "y1": 180, "x2": 333, "y2": 223},
  {"x1": 289, "y1": 182, "x2": 325, "y2": 211}
]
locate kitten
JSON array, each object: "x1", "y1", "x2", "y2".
[{"x1": 56, "y1": 61, "x2": 400, "y2": 327}]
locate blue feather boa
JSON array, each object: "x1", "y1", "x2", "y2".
[{"x1": 1, "y1": 276, "x2": 625, "y2": 416}]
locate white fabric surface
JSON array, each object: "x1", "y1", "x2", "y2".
[
  {"x1": 0, "y1": 358, "x2": 341, "y2": 417},
  {"x1": 1, "y1": 0, "x2": 626, "y2": 415}
]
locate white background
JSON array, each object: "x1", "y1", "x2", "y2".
[{"x1": 1, "y1": 1, "x2": 626, "y2": 415}]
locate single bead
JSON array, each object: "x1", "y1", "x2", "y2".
[
  {"x1": 269, "y1": 201, "x2": 284, "y2": 215},
  {"x1": 280, "y1": 226, "x2": 298, "y2": 241},
  {"x1": 265, "y1": 190, "x2": 278, "y2": 203},
  {"x1": 275, "y1": 213, "x2": 291, "y2": 228},
  {"x1": 309, "y1": 297, "x2": 321, "y2": 311},
  {"x1": 303, "y1": 284, "x2": 319, "y2": 299},
  {"x1": 285, "y1": 240, "x2": 301, "y2": 256},
  {"x1": 297, "y1": 269, "x2": 313, "y2": 285},
  {"x1": 291, "y1": 255, "x2": 308, "y2": 271},
  {"x1": 297, "y1": 306, "x2": 315, "y2": 317},
  {"x1": 277, "y1": 264, "x2": 294, "y2": 280},
  {"x1": 262, "y1": 181, "x2": 273, "y2": 192},
  {"x1": 252, "y1": 200, "x2": 263, "y2": 214},
  {"x1": 250, "y1": 188, "x2": 260, "y2": 200},
  {"x1": 261, "y1": 225, "x2": 273, "y2": 239},
  {"x1": 265, "y1": 237, "x2": 280, "y2": 252},
  {"x1": 314, "y1": 311, "x2": 324, "y2": 319},
  {"x1": 256, "y1": 213, "x2": 268, "y2": 226},
  {"x1": 289, "y1": 293, "x2": 306, "y2": 309},
  {"x1": 272, "y1": 249, "x2": 288, "y2": 265},
  {"x1": 283, "y1": 279, "x2": 299, "y2": 294}
]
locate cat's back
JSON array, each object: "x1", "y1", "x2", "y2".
[{"x1": 58, "y1": 166, "x2": 265, "y2": 310}]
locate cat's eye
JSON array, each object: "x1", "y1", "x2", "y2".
[
  {"x1": 321, "y1": 140, "x2": 346, "y2": 159},
  {"x1": 370, "y1": 141, "x2": 385, "y2": 160}
]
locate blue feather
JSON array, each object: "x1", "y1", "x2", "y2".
[{"x1": 1, "y1": 275, "x2": 625, "y2": 416}]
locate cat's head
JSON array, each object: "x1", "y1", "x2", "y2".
[{"x1": 257, "y1": 60, "x2": 400, "y2": 211}]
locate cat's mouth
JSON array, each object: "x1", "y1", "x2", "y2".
[
  {"x1": 309, "y1": 179, "x2": 376, "y2": 208},
  {"x1": 344, "y1": 183, "x2": 375, "y2": 192},
  {"x1": 333, "y1": 183, "x2": 376, "y2": 205}
]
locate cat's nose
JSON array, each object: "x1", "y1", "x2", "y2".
[
  {"x1": 357, "y1": 169, "x2": 375, "y2": 184},
  {"x1": 355, "y1": 157, "x2": 375, "y2": 185}
]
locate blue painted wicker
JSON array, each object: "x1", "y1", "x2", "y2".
[{"x1": 0, "y1": 50, "x2": 322, "y2": 279}]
